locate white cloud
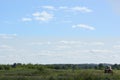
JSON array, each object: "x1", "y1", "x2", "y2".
[
  {"x1": 59, "y1": 6, "x2": 68, "y2": 9},
  {"x1": 90, "y1": 49, "x2": 112, "y2": 53},
  {"x1": 55, "y1": 45, "x2": 71, "y2": 50},
  {"x1": 41, "y1": 5, "x2": 93, "y2": 13},
  {"x1": 42, "y1": 6, "x2": 56, "y2": 10},
  {"x1": 30, "y1": 41, "x2": 104, "y2": 47},
  {"x1": 30, "y1": 42, "x2": 43, "y2": 45},
  {"x1": 59, "y1": 6, "x2": 69, "y2": 10},
  {"x1": 113, "y1": 45, "x2": 120, "y2": 49},
  {"x1": 22, "y1": 17, "x2": 32, "y2": 22},
  {"x1": 0, "y1": 37, "x2": 119, "y2": 64},
  {"x1": 59, "y1": 40, "x2": 81, "y2": 45},
  {"x1": 0, "y1": 34, "x2": 17, "y2": 39},
  {"x1": 0, "y1": 45, "x2": 15, "y2": 51},
  {"x1": 22, "y1": 6, "x2": 92, "y2": 23},
  {"x1": 59, "y1": 6, "x2": 92, "y2": 13},
  {"x1": 89, "y1": 42, "x2": 104, "y2": 46},
  {"x1": 71, "y1": 6, "x2": 92, "y2": 13},
  {"x1": 30, "y1": 41, "x2": 51, "y2": 45},
  {"x1": 32, "y1": 11, "x2": 54, "y2": 21},
  {"x1": 32, "y1": 12, "x2": 41, "y2": 17},
  {"x1": 72, "y1": 24, "x2": 95, "y2": 30}
]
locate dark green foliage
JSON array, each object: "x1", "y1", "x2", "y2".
[
  {"x1": 0, "y1": 63, "x2": 120, "y2": 71},
  {"x1": 0, "y1": 65, "x2": 11, "y2": 70},
  {"x1": 3, "y1": 65, "x2": 11, "y2": 70},
  {"x1": 98, "y1": 63, "x2": 104, "y2": 70},
  {"x1": 0, "y1": 66, "x2": 4, "y2": 70},
  {"x1": 37, "y1": 66, "x2": 45, "y2": 71},
  {"x1": 0, "y1": 63, "x2": 120, "y2": 80},
  {"x1": 0, "y1": 69, "x2": 119, "y2": 80},
  {"x1": 11, "y1": 63, "x2": 17, "y2": 68},
  {"x1": 112, "y1": 64, "x2": 120, "y2": 70}
]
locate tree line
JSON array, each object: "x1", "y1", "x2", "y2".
[{"x1": 0, "y1": 63, "x2": 120, "y2": 70}]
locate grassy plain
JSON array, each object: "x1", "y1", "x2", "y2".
[{"x1": 0, "y1": 68, "x2": 120, "y2": 80}]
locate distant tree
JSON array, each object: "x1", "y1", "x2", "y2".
[
  {"x1": 27, "y1": 63, "x2": 35, "y2": 69},
  {"x1": 12, "y1": 63, "x2": 17, "y2": 68},
  {"x1": 94, "y1": 66, "x2": 98, "y2": 69},
  {"x1": 112, "y1": 64, "x2": 120, "y2": 70},
  {"x1": 0, "y1": 65, "x2": 4, "y2": 70},
  {"x1": 98, "y1": 64, "x2": 104, "y2": 70},
  {"x1": 4, "y1": 65, "x2": 11, "y2": 70},
  {"x1": 37, "y1": 66, "x2": 45, "y2": 71}
]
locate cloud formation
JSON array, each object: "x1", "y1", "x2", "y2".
[
  {"x1": 42, "y1": 6, "x2": 56, "y2": 10},
  {"x1": 42, "y1": 6, "x2": 93, "y2": 13},
  {"x1": 0, "y1": 45, "x2": 15, "y2": 51},
  {"x1": 0, "y1": 37, "x2": 120, "y2": 64},
  {"x1": 22, "y1": 18, "x2": 32, "y2": 22},
  {"x1": 90, "y1": 49, "x2": 112, "y2": 53},
  {"x1": 32, "y1": 11, "x2": 54, "y2": 21},
  {"x1": 30, "y1": 41, "x2": 51, "y2": 45},
  {"x1": 22, "y1": 5, "x2": 93, "y2": 24},
  {"x1": 22, "y1": 11, "x2": 54, "y2": 22},
  {"x1": 71, "y1": 6, "x2": 92, "y2": 13},
  {"x1": 0, "y1": 34, "x2": 17, "y2": 39},
  {"x1": 72, "y1": 24, "x2": 95, "y2": 30},
  {"x1": 113, "y1": 45, "x2": 120, "y2": 49}
]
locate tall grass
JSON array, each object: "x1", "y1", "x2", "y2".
[{"x1": 0, "y1": 69, "x2": 120, "y2": 80}]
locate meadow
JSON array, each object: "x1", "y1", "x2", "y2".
[
  {"x1": 0, "y1": 63, "x2": 120, "y2": 80},
  {"x1": 0, "y1": 68, "x2": 120, "y2": 80}
]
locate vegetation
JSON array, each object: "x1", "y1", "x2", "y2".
[{"x1": 0, "y1": 63, "x2": 120, "y2": 80}]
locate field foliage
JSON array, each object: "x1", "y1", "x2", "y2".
[{"x1": 0, "y1": 63, "x2": 120, "y2": 80}]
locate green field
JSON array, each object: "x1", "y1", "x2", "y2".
[{"x1": 0, "y1": 68, "x2": 120, "y2": 80}]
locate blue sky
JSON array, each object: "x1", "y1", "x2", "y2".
[{"x1": 0, "y1": 0, "x2": 120, "y2": 64}]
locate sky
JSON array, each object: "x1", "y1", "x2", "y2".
[{"x1": 0, "y1": 0, "x2": 120, "y2": 64}]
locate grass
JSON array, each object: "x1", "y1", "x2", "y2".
[{"x1": 0, "y1": 69, "x2": 120, "y2": 80}]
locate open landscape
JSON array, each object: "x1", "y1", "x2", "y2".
[
  {"x1": 0, "y1": 0, "x2": 120, "y2": 80},
  {"x1": 0, "y1": 63, "x2": 120, "y2": 80}
]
